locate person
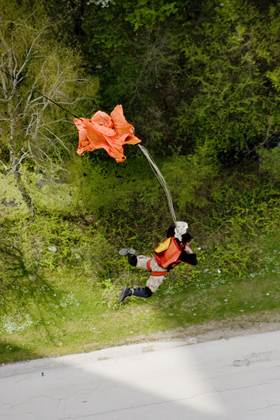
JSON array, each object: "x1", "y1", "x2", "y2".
[{"x1": 118, "y1": 221, "x2": 198, "y2": 302}]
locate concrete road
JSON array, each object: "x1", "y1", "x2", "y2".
[{"x1": 1, "y1": 330, "x2": 280, "y2": 420}]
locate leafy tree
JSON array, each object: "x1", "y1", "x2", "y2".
[
  {"x1": 82, "y1": 0, "x2": 196, "y2": 153},
  {"x1": 0, "y1": 1, "x2": 98, "y2": 210},
  {"x1": 44, "y1": 0, "x2": 203, "y2": 154},
  {"x1": 175, "y1": 0, "x2": 280, "y2": 162},
  {"x1": 44, "y1": 0, "x2": 280, "y2": 164}
]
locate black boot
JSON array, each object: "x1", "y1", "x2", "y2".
[{"x1": 119, "y1": 287, "x2": 132, "y2": 303}]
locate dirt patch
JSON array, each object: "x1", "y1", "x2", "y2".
[{"x1": 116, "y1": 308, "x2": 280, "y2": 346}]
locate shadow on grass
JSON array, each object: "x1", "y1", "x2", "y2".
[
  {"x1": 0, "y1": 339, "x2": 43, "y2": 364},
  {"x1": 0, "y1": 237, "x2": 73, "y2": 348}
]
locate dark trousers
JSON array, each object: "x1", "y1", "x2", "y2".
[
  {"x1": 133, "y1": 286, "x2": 153, "y2": 298},
  {"x1": 128, "y1": 254, "x2": 137, "y2": 266}
]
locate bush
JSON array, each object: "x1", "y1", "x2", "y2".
[{"x1": 258, "y1": 146, "x2": 280, "y2": 184}]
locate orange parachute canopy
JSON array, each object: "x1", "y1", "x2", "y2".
[{"x1": 74, "y1": 105, "x2": 141, "y2": 162}]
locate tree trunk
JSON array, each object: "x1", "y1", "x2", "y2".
[
  {"x1": 9, "y1": 101, "x2": 34, "y2": 213},
  {"x1": 12, "y1": 169, "x2": 34, "y2": 212}
]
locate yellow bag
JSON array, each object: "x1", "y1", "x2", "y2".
[{"x1": 154, "y1": 237, "x2": 171, "y2": 253}]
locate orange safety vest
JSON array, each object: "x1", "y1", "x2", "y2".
[{"x1": 154, "y1": 237, "x2": 183, "y2": 268}]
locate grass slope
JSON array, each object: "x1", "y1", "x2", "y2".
[{"x1": 1, "y1": 230, "x2": 280, "y2": 365}]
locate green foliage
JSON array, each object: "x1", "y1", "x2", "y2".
[
  {"x1": 2, "y1": 152, "x2": 279, "y2": 293},
  {"x1": 123, "y1": 1, "x2": 178, "y2": 31},
  {"x1": 258, "y1": 146, "x2": 280, "y2": 183},
  {"x1": 42, "y1": 0, "x2": 280, "y2": 163},
  {"x1": 175, "y1": 0, "x2": 280, "y2": 160},
  {"x1": 0, "y1": 0, "x2": 99, "y2": 209},
  {"x1": 163, "y1": 144, "x2": 218, "y2": 210},
  {"x1": 45, "y1": 0, "x2": 189, "y2": 153}
]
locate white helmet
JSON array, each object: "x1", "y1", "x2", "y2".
[{"x1": 174, "y1": 221, "x2": 188, "y2": 241}]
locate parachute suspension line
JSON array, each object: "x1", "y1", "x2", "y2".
[
  {"x1": 138, "y1": 144, "x2": 177, "y2": 225},
  {"x1": 0, "y1": 67, "x2": 80, "y2": 119}
]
